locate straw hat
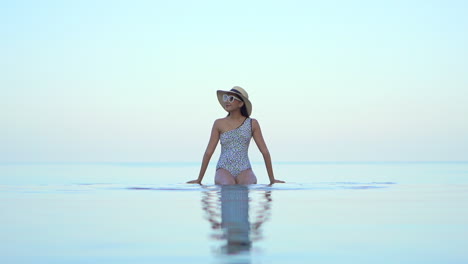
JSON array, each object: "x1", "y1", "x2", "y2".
[{"x1": 216, "y1": 86, "x2": 252, "y2": 116}]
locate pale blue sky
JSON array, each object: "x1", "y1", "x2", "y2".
[{"x1": 1, "y1": 0, "x2": 467, "y2": 162}]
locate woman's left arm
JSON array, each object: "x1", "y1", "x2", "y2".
[{"x1": 252, "y1": 119, "x2": 285, "y2": 184}]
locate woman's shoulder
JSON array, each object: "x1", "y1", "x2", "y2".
[
  {"x1": 213, "y1": 117, "x2": 228, "y2": 129},
  {"x1": 214, "y1": 117, "x2": 227, "y2": 123},
  {"x1": 249, "y1": 117, "x2": 258, "y2": 123},
  {"x1": 248, "y1": 118, "x2": 260, "y2": 130}
]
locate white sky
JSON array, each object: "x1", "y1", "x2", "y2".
[{"x1": 1, "y1": 0, "x2": 467, "y2": 162}]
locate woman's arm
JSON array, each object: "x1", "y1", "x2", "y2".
[
  {"x1": 187, "y1": 120, "x2": 220, "y2": 184},
  {"x1": 252, "y1": 119, "x2": 285, "y2": 184}
]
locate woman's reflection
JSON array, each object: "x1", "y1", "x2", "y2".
[{"x1": 202, "y1": 185, "x2": 272, "y2": 256}]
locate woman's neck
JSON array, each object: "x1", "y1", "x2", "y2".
[{"x1": 228, "y1": 111, "x2": 244, "y2": 120}]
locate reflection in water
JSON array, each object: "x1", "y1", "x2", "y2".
[{"x1": 202, "y1": 185, "x2": 272, "y2": 262}]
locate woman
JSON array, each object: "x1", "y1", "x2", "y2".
[{"x1": 187, "y1": 86, "x2": 284, "y2": 185}]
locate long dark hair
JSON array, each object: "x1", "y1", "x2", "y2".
[{"x1": 227, "y1": 96, "x2": 250, "y2": 118}]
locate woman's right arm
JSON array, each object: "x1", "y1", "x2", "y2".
[{"x1": 187, "y1": 120, "x2": 220, "y2": 184}]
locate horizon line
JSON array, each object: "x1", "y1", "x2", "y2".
[{"x1": 1, "y1": 160, "x2": 468, "y2": 166}]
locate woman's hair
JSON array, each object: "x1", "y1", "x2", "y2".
[
  {"x1": 227, "y1": 97, "x2": 250, "y2": 117},
  {"x1": 240, "y1": 103, "x2": 249, "y2": 117}
]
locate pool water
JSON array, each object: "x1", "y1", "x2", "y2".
[{"x1": 1, "y1": 162, "x2": 468, "y2": 263}]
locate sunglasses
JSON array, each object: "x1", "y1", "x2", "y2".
[{"x1": 223, "y1": 94, "x2": 242, "y2": 103}]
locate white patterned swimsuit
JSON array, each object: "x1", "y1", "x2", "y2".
[{"x1": 216, "y1": 118, "x2": 252, "y2": 177}]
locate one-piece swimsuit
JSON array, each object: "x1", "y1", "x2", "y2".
[{"x1": 216, "y1": 118, "x2": 252, "y2": 177}]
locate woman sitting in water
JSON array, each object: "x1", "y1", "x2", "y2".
[{"x1": 187, "y1": 86, "x2": 285, "y2": 185}]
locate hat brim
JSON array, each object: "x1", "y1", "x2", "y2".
[{"x1": 217, "y1": 90, "x2": 252, "y2": 116}]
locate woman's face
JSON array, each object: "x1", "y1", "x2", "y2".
[{"x1": 223, "y1": 93, "x2": 244, "y2": 112}]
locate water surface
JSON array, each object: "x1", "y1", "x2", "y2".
[{"x1": 1, "y1": 162, "x2": 468, "y2": 263}]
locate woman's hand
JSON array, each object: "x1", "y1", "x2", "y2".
[
  {"x1": 269, "y1": 179, "x2": 285, "y2": 185},
  {"x1": 187, "y1": 179, "x2": 202, "y2": 184}
]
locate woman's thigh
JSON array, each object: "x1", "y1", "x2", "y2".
[
  {"x1": 215, "y1": 169, "x2": 236, "y2": 185},
  {"x1": 236, "y1": 169, "x2": 257, "y2": 185}
]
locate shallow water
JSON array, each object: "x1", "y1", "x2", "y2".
[{"x1": 1, "y1": 162, "x2": 468, "y2": 263}]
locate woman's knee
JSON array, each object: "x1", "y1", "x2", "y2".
[
  {"x1": 217, "y1": 178, "x2": 236, "y2": 185},
  {"x1": 236, "y1": 178, "x2": 257, "y2": 185},
  {"x1": 215, "y1": 169, "x2": 236, "y2": 185},
  {"x1": 236, "y1": 170, "x2": 257, "y2": 185}
]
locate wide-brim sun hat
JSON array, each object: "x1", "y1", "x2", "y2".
[{"x1": 216, "y1": 86, "x2": 252, "y2": 116}]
